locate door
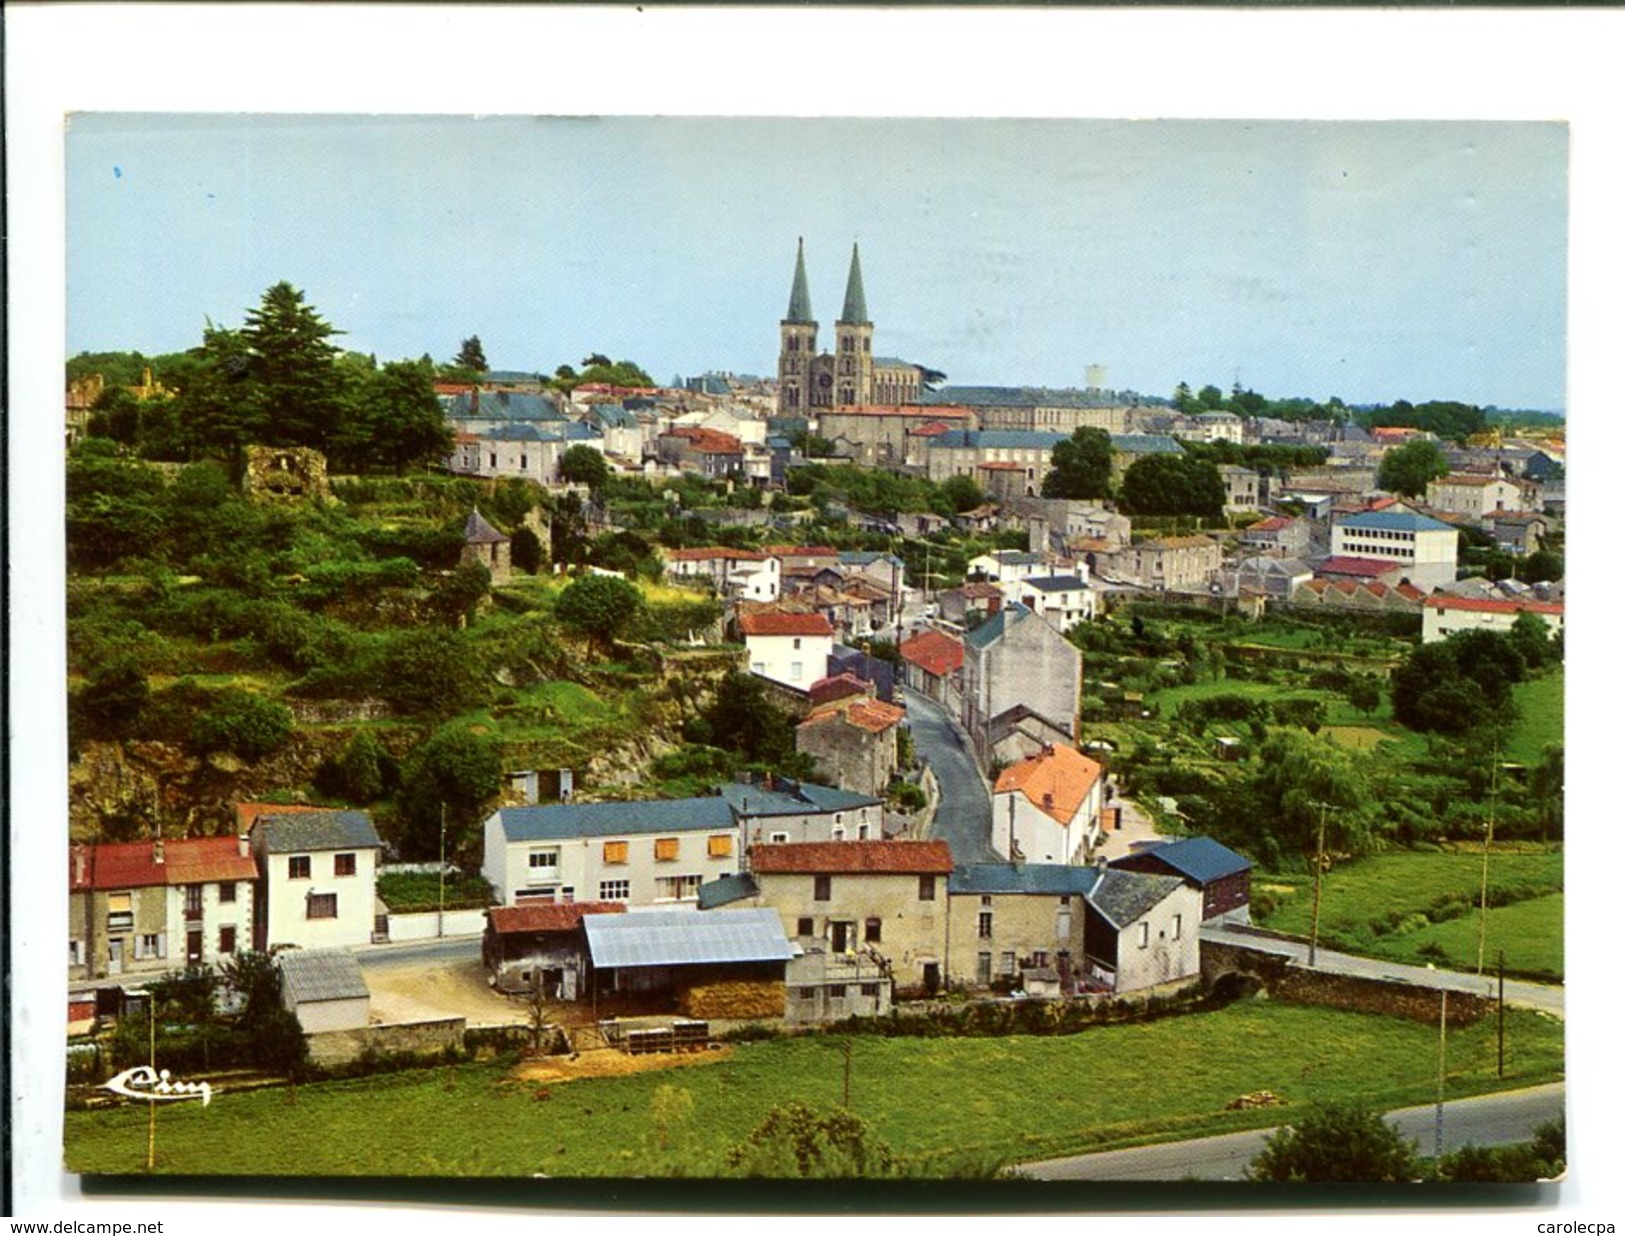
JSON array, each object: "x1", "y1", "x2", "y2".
[
  {"x1": 107, "y1": 939, "x2": 123, "y2": 975},
  {"x1": 831, "y1": 921, "x2": 853, "y2": 954},
  {"x1": 187, "y1": 930, "x2": 204, "y2": 965}
]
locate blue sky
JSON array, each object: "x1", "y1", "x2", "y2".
[{"x1": 68, "y1": 115, "x2": 1566, "y2": 409}]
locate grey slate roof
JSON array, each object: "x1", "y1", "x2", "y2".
[
  {"x1": 1110, "y1": 434, "x2": 1186, "y2": 455},
  {"x1": 785, "y1": 238, "x2": 814, "y2": 324},
  {"x1": 464, "y1": 508, "x2": 508, "y2": 545},
  {"x1": 962, "y1": 601, "x2": 1033, "y2": 651},
  {"x1": 584, "y1": 907, "x2": 793, "y2": 969},
  {"x1": 949, "y1": 864, "x2": 1102, "y2": 897},
  {"x1": 1022, "y1": 575, "x2": 1087, "y2": 593},
  {"x1": 446, "y1": 391, "x2": 563, "y2": 422},
  {"x1": 697, "y1": 872, "x2": 759, "y2": 910},
  {"x1": 1087, "y1": 869, "x2": 1186, "y2": 930},
  {"x1": 255, "y1": 810, "x2": 381, "y2": 854},
  {"x1": 922, "y1": 386, "x2": 1152, "y2": 410},
  {"x1": 482, "y1": 422, "x2": 564, "y2": 442},
  {"x1": 718, "y1": 781, "x2": 881, "y2": 819},
  {"x1": 839, "y1": 243, "x2": 870, "y2": 325},
  {"x1": 1125, "y1": 836, "x2": 1252, "y2": 883},
  {"x1": 493, "y1": 797, "x2": 735, "y2": 843},
  {"x1": 927, "y1": 430, "x2": 1068, "y2": 451},
  {"x1": 277, "y1": 948, "x2": 370, "y2": 1004}
]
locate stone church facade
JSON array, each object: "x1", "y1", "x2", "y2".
[{"x1": 776, "y1": 239, "x2": 923, "y2": 415}]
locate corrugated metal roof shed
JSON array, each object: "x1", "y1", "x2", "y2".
[
  {"x1": 278, "y1": 949, "x2": 370, "y2": 1004},
  {"x1": 584, "y1": 908, "x2": 792, "y2": 969}
]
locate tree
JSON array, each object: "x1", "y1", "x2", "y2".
[
  {"x1": 1042, "y1": 427, "x2": 1113, "y2": 500},
  {"x1": 1247, "y1": 1102, "x2": 1419, "y2": 1183},
  {"x1": 397, "y1": 724, "x2": 504, "y2": 861},
  {"x1": 373, "y1": 627, "x2": 489, "y2": 718},
  {"x1": 190, "y1": 688, "x2": 294, "y2": 761},
  {"x1": 558, "y1": 444, "x2": 611, "y2": 490},
  {"x1": 697, "y1": 673, "x2": 801, "y2": 767},
  {"x1": 1376, "y1": 439, "x2": 1449, "y2": 498},
  {"x1": 1508, "y1": 610, "x2": 1555, "y2": 671},
  {"x1": 456, "y1": 336, "x2": 489, "y2": 374},
  {"x1": 1234, "y1": 731, "x2": 1374, "y2": 870},
  {"x1": 1345, "y1": 674, "x2": 1383, "y2": 718},
  {"x1": 1197, "y1": 383, "x2": 1226, "y2": 410},
  {"x1": 74, "y1": 658, "x2": 149, "y2": 738},
  {"x1": 582, "y1": 352, "x2": 613, "y2": 369},
  {"x1": 1391, "y1": 630, "x2": 1524, "y2": 735},
  {"x1": 1118, "y1": 453, "x2": 1225, "y2": 520},
  {"x1": 171, "y1": 323, "x2": 256, "y2": 460},
  {"x1": 723, "y1": 1101, "x2": 897, "y2": 1179},
  {"x1": 220, "y1": 951, "x2": 309, "y2": 1076},
  {"x1": 316, "y1": 730, "x2": 393, "y2": 803},
  {"x1": 240, "y1": 281, "x2": 346, "y2": 453},
  {"x1": 1520, "y1": 548, "x2": 1564, "y2": 584},
  {"x1": 1173, "y1": 382, "x2": 1199, "y2": 414},
  {"x1": 337, "y1": 359, "x2": 453, "y2": 474},
  {"x1": 940, "y1": 473, "x2": 985, "y2": 513},
  {"x1": 554, "y1": 573, "x2": 645, "y2": 655},
  {"x1": 510, "y1": 525, "x2": 545, "y2": 574}
]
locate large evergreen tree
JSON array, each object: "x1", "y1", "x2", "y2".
[{"x1": 241, "y1": 281, "x2": 346, "y2": 452}]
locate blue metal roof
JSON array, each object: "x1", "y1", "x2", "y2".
[
  {"x1": 494, "y1": 797, "x2": 735, "y2": 842},
  {"x1": 584, "y1": 907, "x2": 793, "y2": 968},
  {"x1": 927, "y1": 430, "x2": 1067, "y2": 451},
  {"x1": 1337, "y1": 509, "x2": 1456, "y2": 534},
  {"x1": 949, "y1": 864, "x2": 1102, "y2": 896},
  {"x1": 717, "y1": 781, "x2": 880, "y2": 818},
  {"x1": 1126, "y1": 836, "x2": 1252, "y2": 883},
  {"x1": 697, "y1": 872, "x2": 758, "y2": 910},
  {"x1": 483, "y1": 423, "x2": 565, "y2": 442}
]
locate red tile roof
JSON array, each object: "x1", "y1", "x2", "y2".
[
  {"x1": 750, "y1": 840, "x2": 954, "y2": 875},
  {"x1": 738, "y1": 611, "x2": 835, "y2": 637},
  {"x1": 994, "y1": 744, "x2": 1104, "y2": 825},
  {"x1": 979, "y1": 462, "x2": 1025, "y2": 472},
  {"x1": 763, "y1": 546, "x2": 840, "y2": 558},
  {"x1": 665, "y1": 546, "x2": 769, "y2": 562},
  {"x1": 905, "y1": 421, "x2": 956, "y2": 437},
  {"x1": 823, "y1": 405, "x2": 971, "y2": 419},
  {"x1": 1426, "y1": 595, "x2": 1564, "y2": 616},
  {"x1": 845, "y1": 698, "x2": 907, "y2": 733},
  {"x1": 1247, "y1": 516, "x2": 1293, "y2": 532},
  {"x1": 486, "y1": 902, "x2": 626, "y2": 935},
  {"x1": 70, "y1": 837, "x2": 258, "y2": 893},
  {"x1": 899, "y1": 629, "x2": 964, "y2": 677},
  {"x1": 664, "y1": 426, "x2": 743, "y2": 454},
  {"x1": 808, "y1": 673, "x2": 872, "y2": 707},
  {"x1": 1317, "y1": 556, "x2": 1402, "y2": 579}
]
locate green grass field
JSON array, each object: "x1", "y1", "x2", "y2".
[
  {"x1": 1255, "y1": 847, "x2": 1563, "y2": 980},
  {"x1": 1506, "y1": 670, "x2": 1564, "y2": 766},
  {"x1": 64, "y1": 1000, "x2": 1564, "y2": 1178}
]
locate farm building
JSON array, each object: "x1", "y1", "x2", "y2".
[
  {"x1": 482, "y1": 901, "x2": 626, "y2": 997},
  {"x1": 582, "y1": 907, "x2": 795, "y2": 1020},
  {"x1": 277, "y1": 948, "x2": 371, "y2": 1033},
  {"x1": 1111, "y1": 836, "x2": 1253, "y2": 924}
]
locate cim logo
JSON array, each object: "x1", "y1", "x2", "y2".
[{"x1": 103, "y1": 1065, "x2": 212, "y2": 1106}]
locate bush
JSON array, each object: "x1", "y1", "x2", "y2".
[
  {"x1": 190, "y1": 688, "x2": 293, "y2": 760},
  {"x1": 1248, "y1": 1101, "x2": 1420, "y2": 1182}
]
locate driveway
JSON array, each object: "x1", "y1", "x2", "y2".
[
  {"x1": 900, "y1": 685, "x2": 998, "y2": 864},
  {"x1": 357, "y1": 936, "x2": 526, "y2": 1028}
]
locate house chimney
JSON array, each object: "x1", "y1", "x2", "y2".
[
  {"x1": 73, "y1": 845, "x2": 87, "y2": 886},
  {"x1": 153, "y1": 837, "x2": 165, "y2": 865},
  {"x1": 238, "y1": 834, "x2": 250, "y2": 858}
]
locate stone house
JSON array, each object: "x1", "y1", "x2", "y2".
[
  {"x1": 898, "y1": 628, "x2": 964, "y2": 708},
  {"x1": 1098, "y1": 535, "x2": 1221, "y2": 593},
  {"x1": 817, "y1": 405, "x2": 973, "y2": 469},
  {"x1": 1241, "y1": 515, "x2": 1310, "y2": 557},
  {"x1": 69, "y1": 837, "x2": 258, "y2": 981},
  {"x1": 461, "y1": 508, "x2": 511, "y2": 583},
  {"x1": 1217, "y1": 464, "x2": 1262, "y2": 513},
  {"x1": 744, "y1": 840, "x2": 955, "y2": 992},
  {"x1": 961, "y1": 603, "x2": 1081, "y2": 771},
  {"x1": 1079, "y1": 867, "x2": 1202, "y2": 994},
  {"x1": 1426, "y1": 473, "x2": 1530, "y2": 519},
  {"x1": 924, "y1": 429, "x2": 1068, "y2": 492},
  {"x1": 796, "y1": 695, "x2": 906, "y2": 799}
]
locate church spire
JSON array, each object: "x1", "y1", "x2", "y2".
[
  {"x1": 784, "y1": 237, "x2": 814, "y2": 324},
  {"x1": 839, "y1": 241, "x2": 870, "y2": 326}
]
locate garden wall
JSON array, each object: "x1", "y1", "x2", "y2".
[
  {"x1": 305, "y1": 1016, "x2": 466, "y2": 1068},
  {"x1": 385, "y1": 908, "x2": 488, "y2": 941}
]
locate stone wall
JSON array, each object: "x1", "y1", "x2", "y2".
[
  {"x1": 243, "y1": 445, "x2": 333, "y2": 504},
  {"x1": 1203, "y1": 941, "x2": 1489, "y2": 1026},
  {"x1": 305, "y1": 1016, "x2": 466, "y2": 1068}
]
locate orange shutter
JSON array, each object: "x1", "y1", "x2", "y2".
[
  {"x1": 707, "y1": 834, "x2": 733, "y2": 858},
  {"x1": 654, "y1": 837, "x2": 680, "y2": 862},
  {"x1": 603, "y1": 840, "x2": 629, "y2": 865}
]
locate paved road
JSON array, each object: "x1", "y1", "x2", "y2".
[
  {"x1": 1024, "y1": 1082, "x2": 1566, "y2": 1180},
  {"x1": 1202, "y1": 922, "x2": 1565, "y2": 1017},
  {"x1": 354, "y1": 934, "x2": 481, "y2": 970},
  {"x1": 900, "y1": 685, "x2": 999, "y2": 864}
]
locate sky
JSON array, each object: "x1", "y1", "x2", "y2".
[{"x1": 67, "y1": 115, "x2": 1567, "y2": 410}]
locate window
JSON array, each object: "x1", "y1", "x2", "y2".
[
  {"x1": 707, "y1": 834, "x2": 733, "y2": 858},
  {"x1": 770, "y1": 831, "x2": 790, "y2": 844},
  {"x1": 288, "y1": 855, "x2": 312, "y2": 881},
  {"x1": 106, "y1": 892, "x2": 133, "y2": 932},
  {"x1": 183, "y1": 884, "x2": 203, "y2": 919},
  {"x1": 813, "y1": 875, "x2": 832, "y2": 901},
  {"x1": 796, "y1": 917, "x2": 815, "y2": 937},
  {"x1": 654, "y1": 837, "x2": 680, "y2": 862},
  {"x1": 793, "y1": 637, "x2": 802, "y2": 650},
  {"x1": 860, "y1": 982, "x2": 880, "y2": 998},
  {"x1": 832, "y1": 825, "x2": 846, "y2": 842},
  {"x1": 134, "y1": 934, "x2": 166, "y2": 960},
  {"x1": 1031, "y1": 950, "x2": 1049, "y2": 967},
  {"x1": 599, "y1": 880, "x2": 631, "y2": 902},
  {"x1": 603, "y1": 840, "x2": 629, "y2": 865},
  {"x1": 864, "y1": 918, "x2": 883, "y2": 944},
  {"x1": 218, "y1": 881, "x2": 237, "y2": 904},
  {"x1": 1171, "y1": 914, "x2": 1182, "y2": 941},
  {"x1": 657, "y1": 874, "x2": 703, "y2": 902},
  {"x1": 790, "y1": 662, "x2": 804, "y2": 680},
  {"x1": 529, "y1": 848, "x2": 559, "y2": 873},
  {"x1": 1138, "y1": 922, "x2": 1150, "y2": 949},
  {"x1": 219, "y1": 926, "x2": 237, "y2": 955},
  {"x1": 977, "y1": 911, "x2": 994, "y2": 939},
  {"x1": 977, "y1": 953, "x2": 993, "y2": 985},
  {"x1": 334, "y1": 852, "x2": 357, "y2": 877},
  {"x1": 70, "y1": 940, "x2": 86, "y2": 967},
  {"x1": 918, "y1": 875, "x2": 936, "y2": 902},
  {"x1": 857, "y1": 823, "x2": 870, "y2": 840},
  {"x1": 798, "y1": 986, "x2": 818, "y2": 1001},
  {"x1": 307, "y1": 893, "x2": 338, "y2": 920},
  {"x1": 1000, "y1": 951, "x2": 1017, "y2": 976}
]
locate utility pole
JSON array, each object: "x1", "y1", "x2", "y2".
[
  {"x1": 438, "y1": 802, "x2": 447, "y2": 940},
  {"x1": 1477, "y1": 743, "x2": 1501, "y2": 977},
  {"x1": 1498, "y1": 949, "x2": 1506, "y2": 1078},
  {"x1": 1308, "y1": 800, "x2": 1330, "y2": 968},
  {"x1": 146, "y1": 991, "x2": 157, "y2": 1172},
  {"x1": 1435, "y1": 983, "x2": 1448, "y2": 1163}
]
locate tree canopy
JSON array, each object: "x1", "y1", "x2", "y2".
[
  {"x1": 1118, "y1": 453, "x2": 1225, "y2": 520},
  {"x1": 1376, "y1": 439, "x2": 1450, "y2": 498},
  {"x1": 554, "y1": 573, "x2": 646, "y2": 654},
  {"x1": 1042, "y1": 426, "x2": 1113, "y2": 500},
  {"x1": 1391, "y1": 629, "x2": 1526, "y2": 735},
  {"x1": 1247, "y1": 1102, "x2": 1419, "y2": 1183}
]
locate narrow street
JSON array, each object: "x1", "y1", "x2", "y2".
[{"x1": 899, "y1": 684, "x2": 999, "y2": 864}]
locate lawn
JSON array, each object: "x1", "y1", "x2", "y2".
[
  {"x1": 1254, "y1": 846, "x2": 1564, "y2": 980},
  {"x1": 1506, "y1": 669, "x2": 1564, "y2": 766},
  {"x1": 64, "y1": 1000, "x2": 1564, "y2": 1178}
]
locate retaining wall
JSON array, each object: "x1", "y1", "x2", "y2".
[{"x1": 305, "y1": 1016, "x2": 466, "y2": 1068}]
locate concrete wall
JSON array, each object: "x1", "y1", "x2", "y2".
[
  {"x1": 386, "y1": 908, "x2": 488, "y2": 941},
  {"x1": 305, "y1": 1016, "x2": 468, "y2": 1068},
  {"x1": 291, "y1": 995, "x2": 372, "y2": 1035}
]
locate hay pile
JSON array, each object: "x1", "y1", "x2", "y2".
[{"x1": 680, "y1": 979, "x2": 785, "y2": 1020}]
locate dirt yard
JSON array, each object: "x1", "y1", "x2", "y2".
[
  {"x1": 1323, "y1": 725, "x2": 1391, "y2": 751},
  {"x1": 363, "y1": 953, "x2": 530, "y2": 1028},
  {"x1": 512, "y1": 1043, "x2": 733, "y2": 1086}
]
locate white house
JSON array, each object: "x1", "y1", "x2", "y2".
[
  {"x1": 990, "y1": 744, "x2": 1107, "y2": 865},
  {"x1": 248, "y1": 809, "x2": 383, "y2": 952},
  {"x1": 1081, "y1": 869, "x2": 1203, "y2": 994},
  {"x1": 1010, "y1": 574, "x2": 1095, "y2": 631},
  {"x1": 739, "y1": 610, "x2": 835, "y2": 690},
  {"x1": 1421, "y1": 595, "x2": 1564, "y2": 643},
  {"x1": 664, "y1": 547, "x2": 781, "y2": 602},
  {"x1": 966, "y1": 549, "x2": 1052, "y2": 587},
  {"x1": 482, "y1": 797, "x2": 740, "y2": 909},
  {"x1": 720, "y1": 779, "x2": 885, "y2": 847},
  {"x1": 1330, "y1": 509, "x2": 1459, "y2": 591}
]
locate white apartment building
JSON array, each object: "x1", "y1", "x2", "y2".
[{"x1": 1330, "y1": 509, "x2": 1459, "y2": 591}]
